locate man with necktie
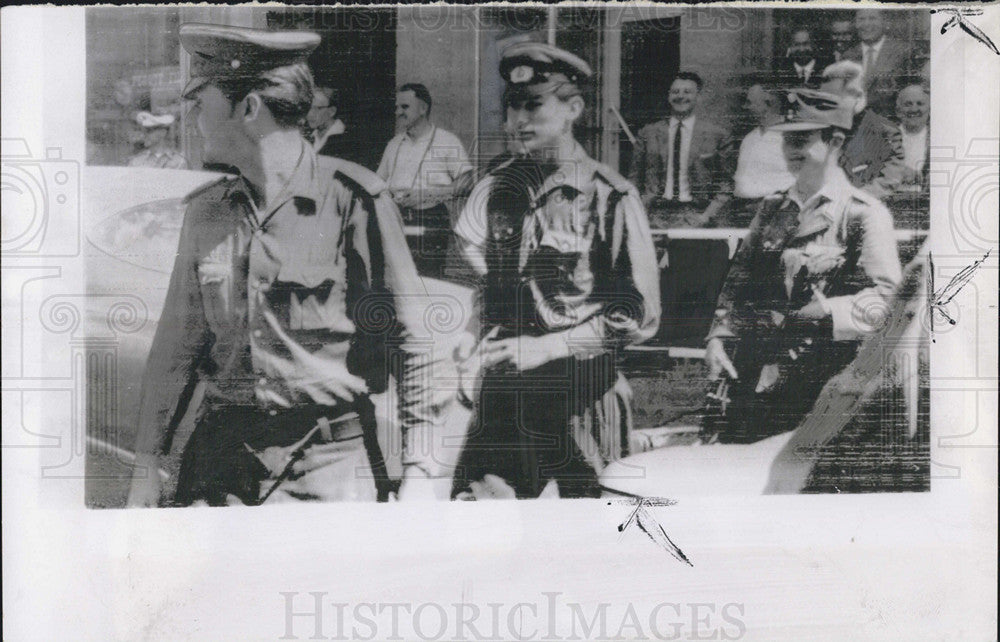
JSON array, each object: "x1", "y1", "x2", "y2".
[
  {"x1": 629, "y1": 71, "x2": 735, "y2": 343},
  {"x1": 630, "y1": 71, "x2": 735, "y2": 229},
  {"x1": 844, "y1": 9, "x2": 914, "y2": 117}
]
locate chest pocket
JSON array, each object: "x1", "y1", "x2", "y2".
[{"x1": 274, "y1": 257, "x2": 354, "y2": 333}]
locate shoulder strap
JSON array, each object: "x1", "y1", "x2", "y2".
[
  {"x1": 325, "y1": 157, "x2": 388, "y2": 196},
  {"x1": 181, "y1": 175, "x2": 232, "y2": 205}
]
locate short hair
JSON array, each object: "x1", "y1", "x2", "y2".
[
  {"x1": 672, "y1": 71, "x2": 704, "y2": 91},
  {"x1": 215, "y1": 61, "x2": 315, "y2": 129},
  {"x1": 830, "y1": 12, "x2": 854, "y2": 26},
  {"x1": 896, "y1": 82, "x2": 930, "y2": 101},
  {"x1": 399, "y1": 83, "x2": 432, "y2": 114},
  {"x1": 743, "y1": 71, "x2": 781, "y2": 93},
  {"x1": 790, "y1": 25, "x2": 814, "y2": 39}
]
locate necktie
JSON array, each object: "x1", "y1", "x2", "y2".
[
  {"x1": 864, "y1": 45, "x2": 875, "y2": 81},
  {"x1": 671, "y1": 120, "x2": 683, "y2": 200}
]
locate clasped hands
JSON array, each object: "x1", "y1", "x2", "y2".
[{"x1": 454, "y1": 327, "x2": 571, "y2": 399}]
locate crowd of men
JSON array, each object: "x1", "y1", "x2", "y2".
[
  {"x1": 124, "y1": 9, "x2": 928, "y2": 506},
  {"x1": 631, "y1": 9, "x2": 929, "y2": 233}
]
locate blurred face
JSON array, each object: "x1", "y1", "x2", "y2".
[
  {"x1": 744, "y1": 85, "x2": 772, "y2": 120},
  {"x1": 782, "y1": 129, "x2": 830, "y2": 175},
  {"x1": 505, "y1": 90, "x2": 580, "y2": 155},
  {"x1": 830, "y1": 20, "x2": 854, "y2": 52},
  {"x1": 668, "y1": 78, "x2": 700, "y2": 118},
  {"x1": 788, "y1": 30, "x2": 815, "y2": 64},
  {"x1": 820, "y1": 76, "x2": 866, "y2": 114},
  {"x1": 186, "y1": 84, "x2": 247, "y2": 165},
  {"x1": 114, "y1": 81, "x2": 133, "y2": 108},
  {"x1": 395, "y1": 90, "x2": 428, "y2": 131},
  {"x1": 855, "y1": 11, "x2": 885, "y2": 44},
  {"x1": 896, "y1": 86, "x2": 929, "y2": 131},
  {"x1": 307, "y1": 92, "x2": 336, "y2": 130},
  {"x1": 142, "y1": 126, "x2": 168, "y2": 149}
]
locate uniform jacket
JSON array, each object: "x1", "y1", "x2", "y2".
[
  {"x1": 456, "y1": 145, "x2": 661, "y2": 356},
  {"x1": 629, "y1": 116, "x2": 736, "y2": 208},
  {"x1": 845, "y1": 37, "x2": 914, "y2": 117},
  {"x1": 709, "y1": 169, "x2": 903, "y2": 344},
  {"x1": 841, "y1": 108, "x2": 907, "y2": 200},
  {"x1": 133, "y1": 146, "x2": 440, "y2": 472}
]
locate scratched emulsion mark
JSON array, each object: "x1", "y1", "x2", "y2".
[
  {"x1": 607, "y1": 496, "x2": 693, "y2": 567},
  {"x1": 928, "y1": 250, "x2": 992, "y2": 341},
  {"x1": 932, "y1": 8, "x2": 1000, "y2": 55}
]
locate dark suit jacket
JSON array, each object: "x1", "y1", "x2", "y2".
[
  {"x1": 316, "y1": 127, "x2": 365, "y2": 167},
  {"x1": 775, "y1": 55, "x2": 835, "y2": 89},
  {"x1": 845, "y1": 38, "x2": 913, "y2": 117},
  {"x1": 629, "y1": 115, "x2": 735, "y2": 208},
  {"x1": 840, "y1": 108, "x2": 906, "y2": 200}
]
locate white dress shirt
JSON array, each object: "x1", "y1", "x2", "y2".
[
  {"x1": 900, "y1": 126, "x2": 928, "y2": 172},
  {"x1": 377, "y1": 125, "x2": 471, "y2": 192},
  {"x1": 862, "y1": 36, "x2": 886, "y2": 74},
  {"x1": 733, "y1": 126, "x2": 795, "y2": 198},
  {"x1": 663, "y1": 114, "x2": 695, "y2": 202},
  {"x1": 794, "y1": 59, "x2": 817, "y2": 84}
]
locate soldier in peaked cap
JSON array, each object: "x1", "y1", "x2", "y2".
[
  {"x1": 452, "y1": 42, "x2": 660, "y2": 498},
  {"x1": 128, "y1": 111, "x2": 189, "y2": 169},
  {"x1": 702, "y1": 87, "x2": 903, "y2": 445},
  {"x1": 128, "y1": 24, "x2": 447, "y2": 506}
]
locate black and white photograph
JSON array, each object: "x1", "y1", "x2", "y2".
[{"x1": 2, "y1": 3, "x2": 996, "y2": 641}]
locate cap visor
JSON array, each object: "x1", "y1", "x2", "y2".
[
  {"x1": 770, "y1": 122, "x2": 830, "y2": 132},
  {"x1": 181, "y1": 76, "x2": 209, "y2": 100}
]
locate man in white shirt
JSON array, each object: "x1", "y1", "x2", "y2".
[
  {"x1": 896, "y1": 83, "x2": 929, "y2": 181},
  {"x1": 377, "y1": 83, "x2": 473, "y2": 275},
  {"x1": 378, "y1": 83, "x2": 472, "y2": 212},
  {"x1": 733, "y1": 82, "x2": 795, "y2": 202}
]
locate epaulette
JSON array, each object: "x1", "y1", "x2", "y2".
[
  {"x1": 592, "y1": 161, "x2": 635, "y2": 194},
  {"x1": 321, "y1": 156, "x2": 387, "y2": 196},
  {"x1": 181, "y1": 174, "x2": 234, "y2": 205},
  {"x1": 847, "y1": 186, "x2": 882, "y2": 209}
]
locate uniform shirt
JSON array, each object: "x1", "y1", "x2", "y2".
[
  {"x1": 733, "y1": 127, "x2": 796, "y2": 199},
  {"x1": 455, "y1": 144, "x2": 660, "y2": 355},
  {"x1": 128, "y1": 148, "x2": 189, "y2": 170},
  {"x1": 663, "y1": 115, "x2": 696, "y2": 202},
  {"x1": 133, "y1": 144, "x2": 440, "y2": 472},
  {"x1": 710, "y1": 168, "x2": 902, "y2": 342},
  {"x1": 377, "y1": 125, "x2": 472, "y2": 193}
]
